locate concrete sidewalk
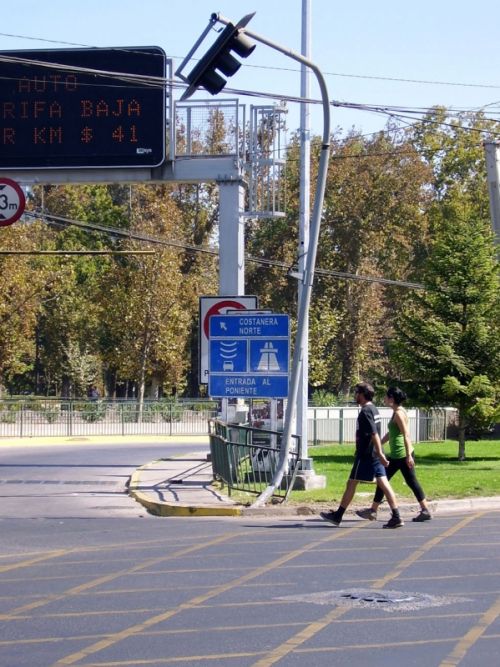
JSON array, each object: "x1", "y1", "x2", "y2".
[
  {"x1": 129, "y1": 452, "x2": 243, "y2": 517},
  {"x1": 128, "y1": 452, "x2": 500, "y2": 518}
]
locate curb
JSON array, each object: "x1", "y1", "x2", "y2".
[
  {"x1": 0, "y1": 434, "x2": 210, "y2": 447},
  {"x1": 128, "y1": 464, "x2": 243, "y2": 517},
  {"x1": 127, "y1": 454, "x2": 500, "y2": 519},
  {"x1": 128, "y1": 465, "x2": 500, "y2": 519}
]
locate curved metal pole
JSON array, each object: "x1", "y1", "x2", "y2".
[{"x1": 212, "y1": 16, "x2": 332, "y2": 506}]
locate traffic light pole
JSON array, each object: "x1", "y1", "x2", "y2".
[
  {"x1": 177, "y1": 11, "x2": 330, "y2": 503},
  {"x1": 210, "y1": 16, "x2": 332, "y2": 505}
]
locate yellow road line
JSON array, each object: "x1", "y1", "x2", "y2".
[
  {"x1": 51, "y1": 524, "x2": 363, "y2": 666},
  {"x1": 373, "y1": 513, "x2": 480, "y2": 588},
  {"x1": 0, "y1": 549, "x2": 74, "y2": 574},
  {"x1": 440, "y1": 595, "x2": 500, "y2": 666},
  {"x1": 251, "y1": 605, "x2": 352, "y2": 667},
  {"x1": 57, "y1": 633, "x2": 500, "y2": 666},
  {"x1": 0, "y1": 435, "x2": 209, "y2": 448},
  {"x1": 0, "y1": 534, "x2": 213, "y2": 564},
  {"x1": 252, "y1": 513, "x2": 483, "y2": 666},
  {"x1": 1, "y1": 531, "x2": 236, "y2": 620}
]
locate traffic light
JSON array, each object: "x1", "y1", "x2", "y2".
[{"x1": 181, "y1": 17, "x2": 256, "y2": 100}]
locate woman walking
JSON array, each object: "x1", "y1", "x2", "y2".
[{"x1": 356, "y1": 386, "x2": 432, "y2": 523}]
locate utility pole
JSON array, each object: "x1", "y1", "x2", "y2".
[
  {"x1": 240, "y1": 18, "x2": 330, "y2": 505},
  {"x1": 298, "y1": 0, "x2": 311, "y2": 467},
  {"x1": 484, "y1": 141, "x2": 500, "y2": 246}
]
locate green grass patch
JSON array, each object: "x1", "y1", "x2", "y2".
[{"x1": 289, "y1": 439, "x2": 500, "y2": 505}]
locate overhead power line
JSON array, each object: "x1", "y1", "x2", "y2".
[
  {"x1": 0, "y1": 250, "x2": 155, "y2": 255},
  {"x1": 1, "y1": 31, "x2": 499, "y2": 91},
  {"x1": 0, "y1": 50, "x2": 498, "y2": 135},
  {"x1": 23, "y1": 210, "x2": 219, "y2": 256},
  {"x1": 24, "y1": 210, "x2": 424, "y2": 290}
]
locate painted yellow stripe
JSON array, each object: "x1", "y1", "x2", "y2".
[
  {"x1": 51, "y1": 524, "x2": 363, "y2": 666},
  {"x1": 440, "y1": 595, "x2": 500, "y2": 666},
  {"x1": 0, "y1": 435, "x2": 209, "y2": 448},
  {"x1": 1, "y1": 531, "x2": 236, "y2": 620},
  {"x1": 76, "y1": 653, "x2": 268, "y2": 665},
  {"x1": 251, "y1": 605, "x2": 351, "y2": 667},
  {"x1": 253, "y1": 513, "x2": 483, "y2": 667},
  {"x1": 0, "y1": 549, "x2": 73, "y2": 574},
  {"x1": 1, "y1": 614, "x2": 486, "y2": 649},
  {"x1": 0, "y1": 533, "x2": 212, "y2": 564},
  {"x1": 53, "y1": 634, "x2": 500, "y2": 666},
  {"x1": 373, "y1": 513, "x2": 481, "y2": 588}
]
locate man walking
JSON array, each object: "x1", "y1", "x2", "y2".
[{"x1": 320, "y1": 382, "x2": 403, "y2": 529}]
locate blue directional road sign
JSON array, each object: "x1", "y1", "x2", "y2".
[{"x1": 208, "y1": 313, "x2": 289, "y2": 398}]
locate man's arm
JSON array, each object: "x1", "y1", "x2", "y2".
[{"x1": 372, "y1": 432, "x2": 389, "y2": 467}]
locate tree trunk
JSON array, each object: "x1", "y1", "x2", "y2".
[
  {"x1": 105, "y1": 368, "x2": 117, "y2": 399},
  {"x1": 137, "y1": 332, "x2": 151, "y2": 424},
  {"x1": 61, "y1": 376, "x2": 71, "y2": 399},
  {"x1": 457, "y1": 408, "x2": 467, "y2": 461}
]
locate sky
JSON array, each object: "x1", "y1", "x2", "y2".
[{"x1": 1, "y1": 0, "x2": 500, "y2": 139}]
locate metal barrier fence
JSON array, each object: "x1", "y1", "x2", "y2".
[
  {"x1": 0, "y1": 398, "x2": 457, "y2": 442},
  {"x1": 307, "y1": 407, "x2": 458, "y2": 445},
  {"x1": 208, "y1": 419, "x2": 302, "y2": 503},
  {"x1": 0, "y1": 399, "x2": 218, "y2": 438}
]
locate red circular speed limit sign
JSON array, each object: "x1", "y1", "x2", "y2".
[{"x1": 0, "y1": 178, "x2": 26, "y2": 227}]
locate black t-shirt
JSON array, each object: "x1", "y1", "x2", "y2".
[{"x1": 355, "y1": 403, "x2": 381, "y2": 460}]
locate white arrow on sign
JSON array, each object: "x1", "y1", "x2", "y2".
[
  {"x1": 0, "y1": 178, "x2": 26, "y2": 227},
  {"x1": 199, "y1": 295, "x2": 258, "y2": 383}
]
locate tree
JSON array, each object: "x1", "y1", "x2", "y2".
[
  {"x1": 0, "y1": 220, "x2": 59, "y2": 394},
  {"x1": 246, "y1": 128, "x2": 430, "y2": 396},
  {"x1": 30, "y1": 185, "x2": 128, "y2": 396},
  {"x1": 99, "y1": 184, "x2": 195, "y2": 403},
  {"x1": 390, "y1": 204, "x2": 499, "y2": 459},
  {"x1": 388, "y1": 109, "x2": 500, "y2": 459}
]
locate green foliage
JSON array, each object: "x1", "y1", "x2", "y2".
[
  {"x1": 41, "y1": 404, "x2": 60, "y2": 423},
  {"x1": 247, "y1": 129, "x2": 431, "y2": 395},
  {"x1": 78, "y1": 401, "x2": 107, "y2": 423},
  {"x1": 119, "y1": 402, "x2": 165, "y2": 423},
  {"x1": 1, "y1": 109, "x2": 500, "y2": 422},
  {"x1": 389, "y1": 111, "x2": 500, "y2": 459},
  {"x1": 293, "y1": 440, "x2": 500, "y2": 503},
  {"x1": 310, "y1": 389, "x2": 338, "y2": 406},
  {"x1": 443, "y1": 375, "x2": 499, "y2": 435},
  {"x1": 63, "y1": 342, "x2": 100, "y2": 398},
  {"x1": 0, "y1": 401, "x2": 19, "y2": 423},
  {"x1": 120, "y1": 403, "x2": 142, "y2": 423},
  {"x1": 187, "y1": 401, "x2": 218, "y2": 412}
]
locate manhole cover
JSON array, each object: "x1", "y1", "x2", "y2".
[
  {"x1": 278, "y1": 588, "x2": 469, "y2": 613},
  {"x1": 340, "y1": 591, "x2": 416, "y2": 604}
]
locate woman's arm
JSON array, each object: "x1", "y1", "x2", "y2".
[{"x1": 393, "y1": 409, "x2": 414, "y2": 468}]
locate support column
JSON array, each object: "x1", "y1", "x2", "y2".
[
  {"x1": 218, "y1": 180, "x2": 246, "y2": 295},
  {"x1": 298, "y1": 0, "x2": 311, "y2": 468},
  {"x1": 218, "y1": 180, "x2": 246, "y2": 424},
  {"x1": 484, "y1": 141, "x2": 500, "y2": 246}
]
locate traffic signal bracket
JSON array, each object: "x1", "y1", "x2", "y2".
[{"x1": 176, "y1": 13, "x2": 256, "y2": 100}]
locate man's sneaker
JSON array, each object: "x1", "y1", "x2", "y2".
[
  {"x1": 356, "y1": 508, "x2": 377, "y2": 521},
  {"x1": 320, "y1": 510, "x2": 341, "y2": 526},
  {"x1": 383, "y1": 515, "x2": 404, "y2": 529},
  {"x1": 412, "y1": 510, "x2": 432, "y2": 522}
]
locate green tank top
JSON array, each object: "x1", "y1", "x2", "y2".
[{"x1": 388, "y1": 417, "x2": 407, "y2": 459}]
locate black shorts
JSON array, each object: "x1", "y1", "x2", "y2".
[{"x1": 349, "y1": 457, "x2": 387, "y2": 483}]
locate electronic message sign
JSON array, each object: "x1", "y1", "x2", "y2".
[{"x1": 0, "y1": 47, "x2": 166, "y2": 169}]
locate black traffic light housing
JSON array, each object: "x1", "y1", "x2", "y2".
[{"x1": 180, "y1": 13, "x2": 256, "y2": 100}]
